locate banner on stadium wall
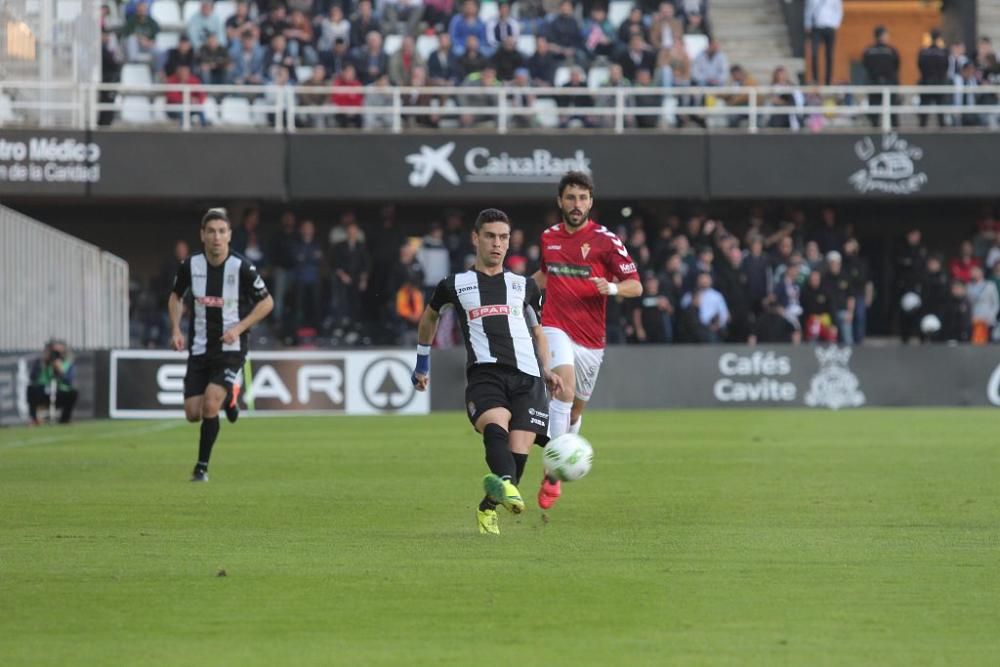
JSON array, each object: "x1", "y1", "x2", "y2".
[
  {"x1": 287, "y1": 133, "x2": 707, "y2": 200},
  {"x1": 0, "y1": 131, "x2": 94, "y2": 196},
  {"x1": 429, "y1": 345, "x2": 1000, "y2": 410},
  {"x1": 109, "y1": 350, "x2": 429, "y2": 418}
]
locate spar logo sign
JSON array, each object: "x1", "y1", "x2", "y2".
[
  {"x1": 405, "y1": 141, "x2": 592, "y2": 188},
  {"x1": 848, "y1": 134, "x2": 927, "y2": 195}
]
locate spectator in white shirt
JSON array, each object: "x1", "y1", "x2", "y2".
[
  {"x1": 804, "y1": 0, "x2": 842, "y2": 85},
  {"x1": 691, "y1": 38, "x2": 728, "y2": 86},
  {"x1": 187, "y1": 1, "x2": 227, "y2": 50},
  {"x1": 681, "y1": 272, "x2": 730, "y2": 342}
]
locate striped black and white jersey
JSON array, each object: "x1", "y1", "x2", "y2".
[
  {"x1": 171, "y1": 252, "x2": 270, "y2": 357},
  {"x1": 429, "y1": 270, "x2": 543, "y2": 377}
]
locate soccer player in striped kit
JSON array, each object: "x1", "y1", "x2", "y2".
[
  {"x1": 533, "y1": 171, "x2": 643, "y2": 509},
  {"x1": 168, "y1": 209, "x2": 273, "y2": 482},
  {"x1": 411, "y1": 208, "x2": 563, "y2": 535}
]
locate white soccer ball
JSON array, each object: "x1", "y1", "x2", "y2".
[{"x1": 543, "y1": 434, "x2": 594, "y2": 482}]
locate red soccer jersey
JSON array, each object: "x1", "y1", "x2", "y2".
[{"x1": 539, "y1": 219, "x2": 640, "y2": 348}]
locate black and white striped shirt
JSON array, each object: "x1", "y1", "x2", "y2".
[
  {"x1": 430, "y1": 270, "x2": 542, "y2": 377},
  {"x1": 171, "y1": 252, "x2": 269, "y2": 357}
]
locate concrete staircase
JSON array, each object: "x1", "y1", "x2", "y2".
[
  {"x1": 979, "y1": 0, "x2": 1000, "y2": 44},
  {"x1": 709, "y1": 0, "x2": 805, "y2": 84}
]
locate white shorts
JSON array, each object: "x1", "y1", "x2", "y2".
[{"x1": 542, "y1": 326, "x2": 605, "y2": 402}]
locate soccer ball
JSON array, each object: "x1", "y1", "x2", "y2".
[{"x1": 543, "y1": 434, "x2": 594, "y2": 482}]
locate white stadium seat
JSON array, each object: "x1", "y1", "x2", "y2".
[
  {"x1": 296, "y1": 66, "x2": 314, "y2": 82},
  {"x1": 151, "y1": 0, "x2": 182, "y2": 30},
  {"x1": 155, "y1": 31, "x2": 181, "y2": 52},
  {"x1": 553, "y1": 65, "x2": 572, "y2": 88},
  {"x1": 587, "y1": 66, "x2": 610, "y2": 89},
  {"x1": 608, "y1": 1, "x2": 632, "y2": 29},
  {"x1": 533, "y1": 98, "x2": 559, "y2": 128},
  {"x1": 121, "y1": 96, "x2": 153, "y2": 123},
  {"x1": 416, "y1": 34, "x2": 439, "y2": 61},
  {"x1": 684, "y1": 34, "x2": 709, "y2": 59},
  {"x1": 121, "y1": 63, "x2": 153, "y2": 86},
  {"x1": 383, "y1": 34, "x2": 403, "y2": 56},
  {"x1": 214, "y1": 0, "x2": 237, "y2": 23},
  {"x1": 219, "y1": 96, "x2": 254, "y2": 126},
  {"x1": 479, "y1": 1, "x2": 499, "y2": 23},
  {"x1": 182, "y1": 0, "x2": 202, "y2": 24},
  {"x1": 516, "y1": 34, "x2": 536, "y2": 57}
]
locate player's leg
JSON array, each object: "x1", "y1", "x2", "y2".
[
  {"x1": 568, "y1": 343, "x2": 605, "y2": 434},
  {"x1": 542, "y1": 326, "x2": 575, "y2": 439},
  {"x1": 183, "y1": 356, "x2": 211, "y2": 480},
  {"x1": 508, "y1": 373, "x2": 550, "y2": 486},
  {"x1": 192, "y1": 382, "x2": 226, "y2": 481},
  {"x1": 474, "y1": 408, "x2": 523, "y2": 514},
  {"x1": 222, "y1": 361, "x2": 244, "y2": 424}
]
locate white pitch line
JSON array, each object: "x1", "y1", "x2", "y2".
[{"x1": 0, "y1": 421, "x2": 183, "y2": 450}]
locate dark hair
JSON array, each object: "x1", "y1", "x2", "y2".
[
  {"x1": 874, "y1": 25, "x2": 887, "y2": 40},
  {"x1": 558, "y1": 170, "x2": 594, "y2": 197},
  {"x1": 474, "y1": 208, "x2": 510, "y2": 232},
  {"x1": 201, "y1": 208, "x2": 231, "y2": 229}
]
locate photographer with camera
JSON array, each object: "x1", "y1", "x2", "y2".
[{"x1": 26, "y1": 340, "x2": 79, "y2": 425}]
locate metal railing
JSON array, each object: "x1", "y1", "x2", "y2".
[
  {"x1": 1, "y1": 81, "x2": 999, "y2": 133},
  {"x1": 0, "y1": 205, "x2": 129, "y2": 351}
]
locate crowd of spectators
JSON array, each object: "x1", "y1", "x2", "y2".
[
  {"x1": 96, "y1": 0, "x2": 1000, "y2": 130},
  {"x1": 128, "y1": 204, "x2": 1000, "y2": 348}
]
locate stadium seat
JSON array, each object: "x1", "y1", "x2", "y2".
[
  {"x1": 152, "y1": 95, "x2": 169, "y2": 122},
  {"x1": 516, "y1": 34, "x2": 536, "y2": 57},
  {"x1": 182, "y1": 0, "x2": 201, "y2": 24},
  {"x1": 155, "y1": 31, "x2": 181, "y2": 52},
  {"x1": 56, "y1": 0, "x2": 83, "y2": 21},
  {"x1": 214, "y1": 0, "x2": 237, "y2": 23},
  {"x1": 121, "y1": 63, "x2": 153, "y2": 87},
  {"x1": 219, "y1": 96, "x2": 253, "y2": 126},
  {"x1": 0, "y1": 93, "x2": 21, "y2": 124},
  {"x1": 416, "y1": 34, "x2": 439, "y2": 61},
  {"x1": 608, "y1": 1, "x2": 631, "y2": 29},
  {"x1": 104, "y1": 1, "x2": 125, "y2": 29},
  {"x1": 251, "y1": 98, "x2": 271, "y2": 126},
  {"x1": 661, "y1": 96, "x2": 678, "y2": 127},
  {"x1": 479, "y1": 1, "x2": 500, "y2": 23},
  {"x1": 150, "y1": 0, "x2": 182, "y2": 30},
  {"x1": 684, "y1": 34, "x2": 709, "y2": 60},
  {"x1": 553, "y1": 66, "x2": 573, "y2": 88},
  {"x1": 533, "y1": 98, "x2": 559, "y2": 128},
  {"x1": 121, "y1": 96, "x2": 153, "y2": 124},
  {"x1": 383, "y1": 34, "x2": 403, "y2": 56},
  {"x1": 588, "y1": 66, "x2": 610, "y2": 89},
  {"x1": 296, "y1": 65, "x2": 314, "y2": 82}
]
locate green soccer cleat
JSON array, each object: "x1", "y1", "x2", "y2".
[
  {"x1": 477, "y1": 508, "x2": 500, "y2": 535},
  {"x1": 483, "y1": 474, "x2": 524, "y2": 514}
]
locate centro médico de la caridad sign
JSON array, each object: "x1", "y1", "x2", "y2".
[{"x1": 0, "y1": 136, "x2": 100, "y2": 184}]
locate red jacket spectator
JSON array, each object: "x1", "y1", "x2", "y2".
[
  {"x1": 949, "y1": 240, "x2": 981, "y2": 283},
  {"x1": 331, "y1": 71, "x2": 363, "y2": 108},
  {"x1": 165, "y1": 68, "x2": 205, "y2": 105}
]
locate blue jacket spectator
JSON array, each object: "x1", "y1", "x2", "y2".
[{"x1": 449, "y1": 0, "x2": 489, "y2": 57}]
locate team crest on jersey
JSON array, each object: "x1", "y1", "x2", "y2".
[{"x1": 580, "y1": 243, "x2": 591, "y2": 259}]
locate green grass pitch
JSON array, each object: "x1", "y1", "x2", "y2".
[{"x1": 1, "y1": 409, "x2": 998, "y2": 666}]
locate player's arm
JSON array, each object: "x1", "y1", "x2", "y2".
[
  {"x1": 222, "y1": 295, "x2": 274, "y2": 344},
  {"x1": 412, "y1": 278, "x2": 450, "y2": 391},
  {"x1": 591, "y1": 241, "x2": 642, "y2": 298},
  {"x1": 222, "y1": 262, "x2": 275, "y2": 344},
  {"x1": 168, "y1": 259, "x2": 191, "y2": 351},
  {"x1": 531, "y1": 269, "x2": 547, "y2": 290},
  {"x1": 411, "y1": 306, "x2": 441, "y2": 392}
]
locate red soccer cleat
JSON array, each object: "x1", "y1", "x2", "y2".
[{"x1": 538, "y1": 477, "x2": 562, "y2": 510}]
